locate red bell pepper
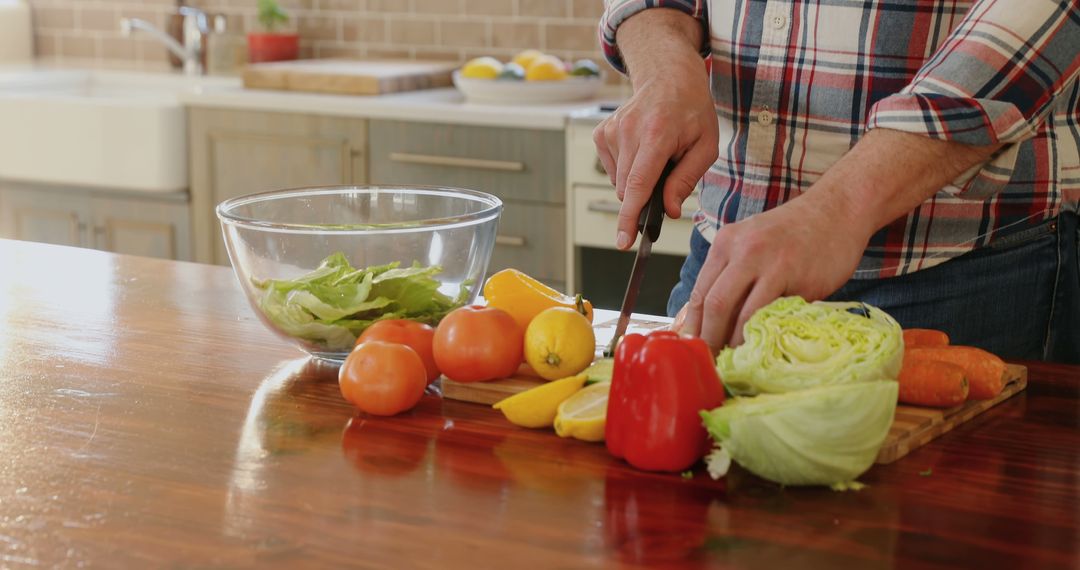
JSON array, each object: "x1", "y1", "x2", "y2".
[{"x1": 605, "y1": 330, "x2": 725, "y2": 472}]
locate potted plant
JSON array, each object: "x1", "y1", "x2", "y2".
[{"x1": 247, "y1": 0, "x2": 299, "y2": 63}]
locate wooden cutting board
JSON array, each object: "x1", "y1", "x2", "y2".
[
  {"x1": 242, "y1": 59, "x2": 458, "y2": 96},
  {"x1": 441, "y1": 310, "x2": 1029, "y2": 466},
  {"x1": 876, "y1": 363, "x2": 1026, "y2": 464}
]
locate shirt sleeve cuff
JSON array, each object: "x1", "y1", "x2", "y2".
[
  {"x1": 866, "y1": 92, "x2": 1034, "y2": 147},
  {"x1": 599, "y1": 2, "x2": 710, "y2": 75}
]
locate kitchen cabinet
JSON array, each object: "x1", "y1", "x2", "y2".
[
  {"x1": 0, "y1": 182, "x2": 191, "y2": 260},
  {"x1": 92, "y1": 193, "x2": 192, "y2": 261},
  {"x1": 565, "y1": 118, "x2": 691, "y2": 314},
  {"x1": 188, "y1": 108, "x2": 368, "y2": 265},
  {"x1": 188, "y1": 111, "x2": 566, "y2": 286},
  {"x1": 368, "y1": 120, "x2": 566, "y2": 290},
  {"x1": 0, "y1": 184, "x2": 84, "y2": 248}
]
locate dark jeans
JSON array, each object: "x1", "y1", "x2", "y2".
[{"x1": 667, "y1": 212, "x2": 1080, "y2": 363}]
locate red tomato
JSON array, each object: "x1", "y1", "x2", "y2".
[
  {"x1": 356, "y1": 319, "x2": 440, "y2": 384},
  {"x1": 339, "y1": 341, "x2": 427, "y2": 416},
  {"x1": 433, "y1": 305, "x2": 523, "y2": 383}
]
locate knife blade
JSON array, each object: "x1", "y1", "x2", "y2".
[{"x1": 604, "y1": 161, "x2": 676, "y2": 357}]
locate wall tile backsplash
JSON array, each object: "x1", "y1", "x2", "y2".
[{"x1": 27, "y1": 0, "x2": 614, "y2": 80}]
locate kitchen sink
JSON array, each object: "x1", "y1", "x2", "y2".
[{"x1": 0, "y1": 68, "x2": 235, "y2": 192}]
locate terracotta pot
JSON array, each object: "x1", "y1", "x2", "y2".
[{"x1": 246, "y1": 32, "x2": 299, "y2": 63}]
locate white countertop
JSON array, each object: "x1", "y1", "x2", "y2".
[
  {"x1": 0, "y1": 63, "x2": 627, "y2": 130},
  {"x1": 179, "y1": 82, "x2": 626, "y2": 130}
]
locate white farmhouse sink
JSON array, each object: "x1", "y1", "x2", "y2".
[{"x1": 0, "y1": 68, "x2": 235, "y2": 192}]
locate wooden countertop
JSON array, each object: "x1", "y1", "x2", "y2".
[{"x1": 1, "y1": 239, "x2": 1078, "y2": 569}]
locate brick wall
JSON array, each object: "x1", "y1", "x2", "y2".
[{"x1": 27, "y1": 0, "x2": 611, "y2": 78}]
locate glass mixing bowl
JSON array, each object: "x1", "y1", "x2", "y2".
[{"x1": 217, "y1": 186, "x2": 502, "y2": 361}]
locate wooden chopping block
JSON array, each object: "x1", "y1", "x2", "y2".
[{"x1": 242, "y1": 59, "x2": 459, "y2": 96}]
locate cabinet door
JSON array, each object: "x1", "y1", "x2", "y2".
[
  {"x1": 188, "y1": 109, "x2": 368, "y2": 265},
  {"x1": 488, "y1": 200, "x2": 566, "y2": 289},
  {"x1": 91, "y1": 195, "x2": 192, "y2": 261},
  {"x1": 0, "y1": 186, "x2": 88, "y2": 247}
]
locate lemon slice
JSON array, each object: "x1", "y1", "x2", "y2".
[
  {"x1": 492, "y1": 373, "x2": 587, "y2": 429},
  {"x1": 553, "y1": 382, "x2": 610, "y2": 442}
]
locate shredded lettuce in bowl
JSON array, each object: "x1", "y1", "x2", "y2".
[{"x1": 252, "y1": 252, "x2": 470, "y2": 352}]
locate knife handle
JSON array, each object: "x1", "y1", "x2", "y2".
[{"x1": 638, "y1": 160, "x2": 675, "y2": 242}]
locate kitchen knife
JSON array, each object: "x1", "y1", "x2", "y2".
[{"x1": 604, "y1": 161, "x2": 676, "y2": 357}]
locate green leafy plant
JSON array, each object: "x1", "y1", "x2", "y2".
[{"x1": 257, "y1": 0, "x2": 290, "y2": 32}]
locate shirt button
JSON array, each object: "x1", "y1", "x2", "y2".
[
  {"x1": 757, "y1": 109, "x2": 774, "y2": 126},
  {"x1": 772, "y1": 15, "x2": 787, "y2": 29}
]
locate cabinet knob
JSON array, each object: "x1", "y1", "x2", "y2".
[{"x1": 594, "y1": 156, "x2": 608, "y2": 176}]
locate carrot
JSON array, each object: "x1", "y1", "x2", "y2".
[
  {"x1": 906, "y1": 346, "x2": 1006, "y2": 400},
  {"x1": 903, "y1": 328, "x2": 950, "y2": 348},
  {"x1": 898, "y1": 359, "x2": 968, "y2": 407}
]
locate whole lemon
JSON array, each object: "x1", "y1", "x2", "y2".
[
  {"x1": 525, "y1": 55, "x2": 568, "y2": 81},
  {"x1": 524, "y1": 306, "x2": 596, "y2": 380},
  {"x1": 461, "y1": 56, "x2": 503, "y2": 79},
  {"x1": 512, "y1": 49, "x2": 545, "y2": 70}
]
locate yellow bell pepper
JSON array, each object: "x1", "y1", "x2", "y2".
[{"x1": 482, "y1": 269, "x2": 593, "y2": 332}]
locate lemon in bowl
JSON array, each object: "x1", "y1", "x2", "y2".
[
  {"x1": 461, "y1": 56, "x2": 504, "y2": 79},
  {"x1": 525, "y1": 55, "x2": 568, "y2": 81},
  {"x1": 512, "y1": 49, "x2": 545, "y2": 70}
]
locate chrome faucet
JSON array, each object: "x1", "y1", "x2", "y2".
[{"x1": 120, "y1": 7, "x2": 208, "y2": 75}]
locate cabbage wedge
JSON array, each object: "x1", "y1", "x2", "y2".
[{"x1": 701, "y1": 381, "x2": 898, "y2": 487}]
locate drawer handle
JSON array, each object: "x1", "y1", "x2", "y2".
[
  {"x1": 586, "y1": 199, "x2": 696, "y2": 220},
  {"x1": 585, "y1": 199, "x2": 621, "y2": 215},
  {"x1": 495, "y1": 235, "x2": 527, "y2": 247},
  {"x1": 389, "y1": 152, "x2": 525, "y2": 172},
  {"x1": 594, "y1": 156, "x2": 608, "y2": 176}
]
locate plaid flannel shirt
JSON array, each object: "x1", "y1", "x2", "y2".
[{"x1": 600, "y1": 0, "x2": 1080, "y2": 278}]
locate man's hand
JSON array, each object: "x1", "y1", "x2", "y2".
[
  {"x1": 679, "y1": 193, "x2": 873, "y2": 352},
  {"x1": 593, "y1": 9, "x2": 718, "y2": 250},
  {"x1": 679, "y1": 128, "x2": 1001, "y2": 353}
]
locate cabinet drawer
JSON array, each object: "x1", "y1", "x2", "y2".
[
  {"x1": 488, "y1": 200, "x2": 565, "y2": 284},
  {"x1": 368, "y1": 121, "x2": 565, "y2": 205},
  {"x1": 573, "y1": 185, "x2": 696, "y2": 257},
  {"x1": 567, "y1": 121, "x2": 613, "y2": 187}
]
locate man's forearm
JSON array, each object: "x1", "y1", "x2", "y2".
[
  {"x1": 616, "y1": 8, "x2": 706, "y2": 88},
  {"x1": 807, "y1": 129, "x2": 1002, "y2": 240}
]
